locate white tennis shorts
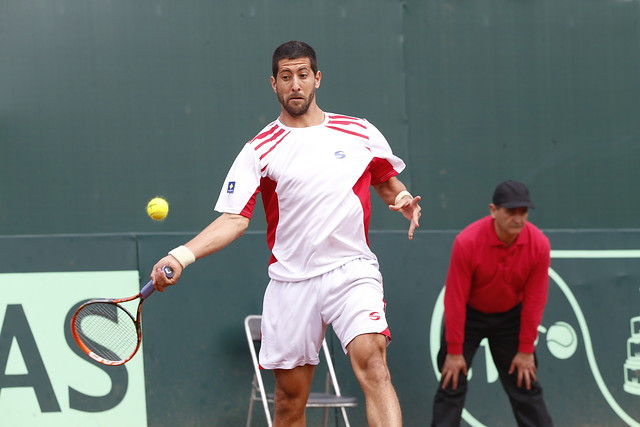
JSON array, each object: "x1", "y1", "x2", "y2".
[{"x1": 258, "y1": 258, "x2": 390, "y2": 370}]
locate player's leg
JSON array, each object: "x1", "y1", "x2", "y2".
[
  {"x1": 325, "y1": 259, "x2": 401, "y2": 426},
  {"x1": 259, "y1": 277, "x2": 326, "y2": 425},
  {"x1": 273, "y1": 365, "x2": 316, "y2": 427},
  {"x1": 487, "y1": 305, "x2": 554, "y2": 427},
  {"x1": 347, "y1": 333, "x2": 402, "y2": 427}
]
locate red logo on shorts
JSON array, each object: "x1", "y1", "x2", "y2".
[{"x1": 369, "y1": 312, "x2": 381, "y2": 321}]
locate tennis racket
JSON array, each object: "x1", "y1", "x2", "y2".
[{"x1": 70, "y1": 265, "x2": 174, "y2": 366}]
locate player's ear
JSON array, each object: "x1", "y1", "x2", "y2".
[
  {"x1": 315, "y1": 70, "x2": 322, "y2": 88},
  {"x1": 270, "y1": 75, "x2": 277, "y2": 93}
]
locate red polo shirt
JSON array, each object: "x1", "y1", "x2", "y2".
[{"x1": 444, "y1": 215, "x2": 551, "y2": 354}]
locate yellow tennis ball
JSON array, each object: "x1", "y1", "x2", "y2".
[{"x1": 147, "y1": 197, "x2": 169, "y2": 221}]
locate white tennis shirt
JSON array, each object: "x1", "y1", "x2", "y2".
[{"x1": 214, "y1": 113, "x2": 406, "y2": 282}]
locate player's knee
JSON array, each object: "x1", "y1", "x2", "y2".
[
  {"x1": 274, "y1": 388, "x2": 307, "y2": 418},
  {"x1": 354, "y1": 352, "x2": 391, "y2": 386}
]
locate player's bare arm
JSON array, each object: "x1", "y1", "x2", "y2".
[
  {"x1": 508, "y1": 352, "x2": 537, "y2": 390},
  {"x1": 151, "y1": 213, "x2": 250, "y2": 291},
  {"x1": 373, "y1": 176, "x2": 422, "y2": 239},
  {"x1": 440, "y1": 354, "x2": 468, "y2": 390}
]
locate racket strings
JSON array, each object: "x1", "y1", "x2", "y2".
[{"x1": 73, "y1": 302, "x2": 139, "y2": 362}]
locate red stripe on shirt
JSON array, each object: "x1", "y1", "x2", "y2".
[
  {"x1": 352, "y1": 168, "x2": 372, "y2": 246},
  {"x1": 250, "y1": 123, "x2": 279, "y2": 143},
  {"x1": 326, "y1": 125, "x2": 369, "y2": 140},
  {"x1": 260, "y1": 177, "x2": 279, "y2": 265},
  {"x1": 369, "y1": 157, "x2": 399, "y2": 186},
  {"x1": 255, "y1": 127, "x2": 286, "y2": 151},
  {"x1": 327, "y1": 119, "x2": 367, "y2": 129},
  {"x1": 259, "y1": 130, "x2": 290, "y2": 161},
  {"x1": 240, "y1": 187, "x2": 261, "y2": 219}
]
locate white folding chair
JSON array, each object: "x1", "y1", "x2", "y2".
[{"x1": 244, "y1": 315, "x2": 357, "y2": 427}]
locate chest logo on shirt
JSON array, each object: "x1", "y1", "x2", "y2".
[
  {"x1": 227, "y1": 181, "x2": 235, "y2": 193},
  {"x1": 334, "y1": 151, "x2": 346, "y2": 159}
]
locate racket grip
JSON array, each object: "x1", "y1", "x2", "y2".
[
  {"x1": 141, "y1": 265, "x2": 175, "y2": 299},
  {"x1": 140, "y1": 280, "x2": 156, "y2": 299}
]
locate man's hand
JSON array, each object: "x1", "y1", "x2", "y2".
[
  {"x1": 150, "y1": 255, "x2": 183, "y2": 292},
  {"x1": 389, "y1": 195, "x2": 422, "y2": 240},
  {"x1": 509, "y1": 352, "x2": 537, "y2": 389},
  {"x1": 440, "y1": 354, "x2": 467, "y2": 390}
]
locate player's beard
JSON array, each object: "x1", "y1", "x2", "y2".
[{"x1": 279, "y1": 89, "x2": 316, "y2": 117}]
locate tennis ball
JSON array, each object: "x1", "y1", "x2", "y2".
[{"x1": 147, "y1": 197, "x2": 169, "y2": 221}]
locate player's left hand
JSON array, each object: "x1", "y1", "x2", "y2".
[
  {"x1": 509, "y1": 352, "x2": 537, "y2": 389},
  {"x1": 389, "y1": 195, "x2": 422, "y2": 240}
]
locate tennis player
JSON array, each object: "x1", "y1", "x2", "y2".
[
  {"x1": 431, "y1": 180, "x2": 553, "y2": 427},
  {"x1": 150, "y1": 41, "x2": 420, "y2": 426}
]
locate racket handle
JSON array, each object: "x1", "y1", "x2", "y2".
[{"x1": 141, "y1": 265, "x2": 175, "y2": 299}]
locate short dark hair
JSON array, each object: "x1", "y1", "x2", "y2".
[{"x1": 272, "y1": 41, "x2": 318, "y2": 78}]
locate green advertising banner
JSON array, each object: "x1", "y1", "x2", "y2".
[
  {"x1": 0, "y1": 271, "x2": 147, "y2": 425},
  {"x1": 1, "y1": 231, "x2": 640, "y2": 425}
]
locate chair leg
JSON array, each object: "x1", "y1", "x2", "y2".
[
  {"x1": 247, "y1": 379, "x2": 256, "y2": 427},
  {"x1": 340, "y1": 407, "x2": 350, "y2": 427},
  {"x1": 246, "y1": 397, "x2": 254, "y2": 427},
  {"x1": 322, "y1": 372, "x2": 329, "y2": 427}
]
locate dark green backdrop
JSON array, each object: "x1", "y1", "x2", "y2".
[{"x1": 2, "y1": 0, "x2": 639, "y2": 235}]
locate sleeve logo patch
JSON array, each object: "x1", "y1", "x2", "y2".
[{"x1": 227, "y1": 181, "x2": 236, "y2": 193}]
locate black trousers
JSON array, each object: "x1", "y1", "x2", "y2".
[{"x1": 431, "y1": 304, "x2": 553, "y2": 427}]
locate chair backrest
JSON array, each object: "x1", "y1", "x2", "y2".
[{"x1": 246, "y1": 314, "x2": 262, "y2": 341}]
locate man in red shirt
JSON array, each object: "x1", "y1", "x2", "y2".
[{"x1": 431, "y1": 180, "x2": 553, "y2": 427}]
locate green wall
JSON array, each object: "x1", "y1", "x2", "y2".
[
  {"x1": 405, "y1": 0, "x2": 640, "y2": 230},
  {"x1": 2, "y1": 0, "x2": 639, "y2": 235}
]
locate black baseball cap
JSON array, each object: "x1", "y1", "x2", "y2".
[{"x1": 492, "y1": 180, "x2": 535, "y2": 209}]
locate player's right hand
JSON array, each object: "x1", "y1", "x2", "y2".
[
  {"x1": 389, "y1": 195, "x2": 422, "y2": 240},
  {"x1": 150, "y1": 255, "x2": 183, "y2": 292},
  {"x1": 440, "y1": 354, "x2": 468, "y2": 390}
]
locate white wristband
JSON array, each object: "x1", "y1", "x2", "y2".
[
  {"x1": 394, "y1": 190, "x2": 413, "y2": 205},
  {"x1": 168, "y1": 245, "x2": 196, "y2": 269}
]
